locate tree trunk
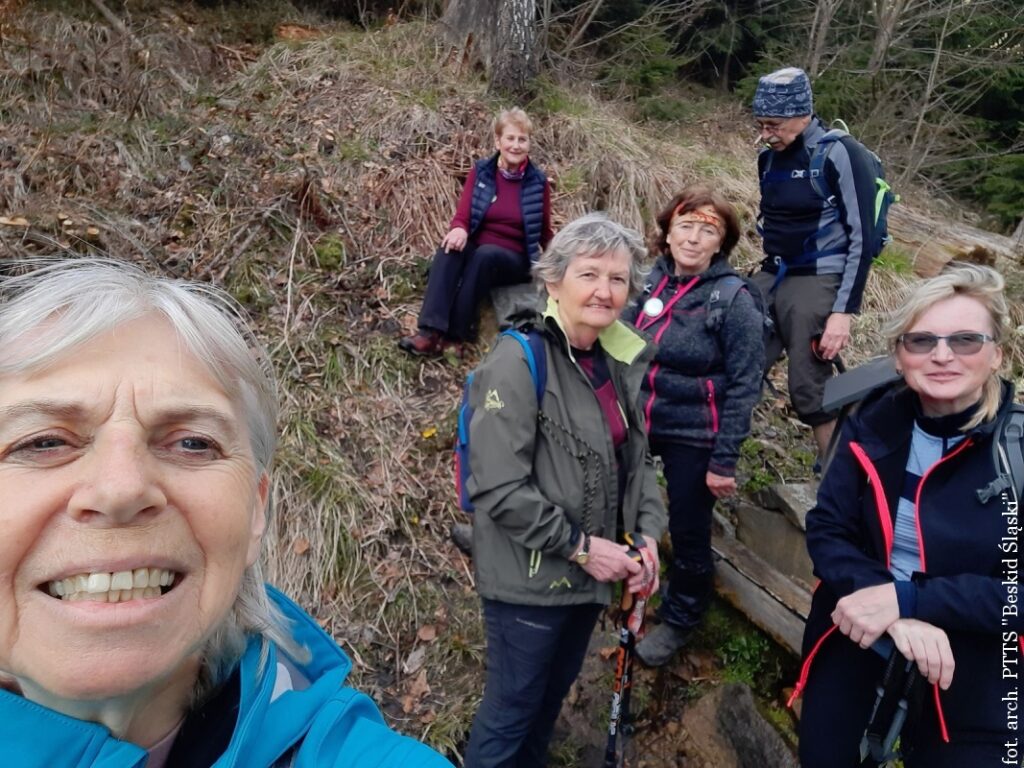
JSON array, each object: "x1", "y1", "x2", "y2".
[
  {"x1": 440, "y1": 0, "x2": 537, "y2": 97},
  {"x1": 806, "y1": 0, "x2": 837, "y2": 77},
  {"x1": 490, "y1": 0, "x2": 537, "y2": 96}
]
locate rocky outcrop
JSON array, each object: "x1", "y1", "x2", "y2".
[{"x1": 681, "y1": 682, "x2": 797, "y2": 768}]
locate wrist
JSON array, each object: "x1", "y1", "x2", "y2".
[{"x1": 570, "y1": 534, "x2": 591, "y2": 565}]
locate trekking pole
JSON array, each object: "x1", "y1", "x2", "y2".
[
  {"x1": 858, "y1": 649, "x2": 923, "y2": 766},
  {"x1": 603, "y1": 533, "x2": 650, "y2": 768}
]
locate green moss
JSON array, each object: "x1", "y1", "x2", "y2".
[{"x1": 314, "y1": 234, "x2": 346, "y2": 270}]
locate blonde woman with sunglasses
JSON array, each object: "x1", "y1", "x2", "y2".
[{"x1": 793, "y1": 263, "x2": 1022, "y2": 766}]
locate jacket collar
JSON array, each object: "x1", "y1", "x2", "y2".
[
  {"x1": 853, "y1": 378, "x2": 1014, "y2": 458},
  {"x1": 541, "y1": 295, "x2": 653, "y2": 367},
  {"x1": 0, "y1": 586, "x2": 351, "y2": 768},
  {"x1": 650, "y1": 254, "x2": 736, "y2": 287}
]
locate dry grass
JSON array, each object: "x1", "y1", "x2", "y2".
[{"x1": 2, "y1": 5, "x2": 1023, "y2": 761}]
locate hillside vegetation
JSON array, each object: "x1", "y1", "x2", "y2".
[{"x1": 2, "y1": 2, "x2": 1023, "y2": 762}]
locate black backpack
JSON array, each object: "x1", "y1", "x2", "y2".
[
  {"x1": 822, "y1": 359, "x2": 1024, "y2": 500},
  {"x1": 704, "y1": 274, "x2": 774, "y2": 353}
]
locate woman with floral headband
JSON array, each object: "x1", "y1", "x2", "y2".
[{"x1": 622, "y1": 185, "x2": 765, "y2": 667}]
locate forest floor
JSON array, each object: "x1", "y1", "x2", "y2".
[{"x1": 1, "y1": 2, "x2": 1022, "y2": 765}]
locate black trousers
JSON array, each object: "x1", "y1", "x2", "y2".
[
  {"x1": 800, "y1": 631, "x2": 1009, "y2": 767},
  {"x1": 650, "y1": 441, "x2": 715, "y2": 632},
  {"x1": 417, "y1": 242, "x2": 529, "y2": 342}
]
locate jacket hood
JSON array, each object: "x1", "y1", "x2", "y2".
[{"x1": 0, "y1": 586, "x2": 354, "y2": 768}]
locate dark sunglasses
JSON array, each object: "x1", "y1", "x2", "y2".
[{"x1": 897, "y1": 331, "x2": 994, "y2": 355}]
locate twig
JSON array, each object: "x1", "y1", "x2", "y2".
[{"x1": 87, "y1": 0, "x2": 196, "y2": 95}]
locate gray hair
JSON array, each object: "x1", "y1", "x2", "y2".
[
  {"x1": 0, "y1": 258, "x2": 304, "y2": 699},
  {"x1": 762, "y1": 66, "x2": 806, "y2": 85},
  {"x1": 882, "y1": 262, "x2": 1009, "y2": 429},
  {"x1": 532, "y1": 212, "x2": 649, "y2": 299}
]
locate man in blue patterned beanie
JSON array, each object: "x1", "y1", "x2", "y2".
[{"x1": 750, "y1": 67, "x2": 882, "y2": 466}]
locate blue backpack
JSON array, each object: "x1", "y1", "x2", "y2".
[
  {"x1": 808, "y1": 128, "x2": 896, "y2": 261},
  {"x1": 760, "y1": 126, "x2": 897, "y2": 266},
  {"x1": 454, "y1": 328, "x2": 547, "y2": 513}
]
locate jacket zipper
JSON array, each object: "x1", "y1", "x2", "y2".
[
  {"x1": 706, "y1": 379, "x2": 719, "y2": 434},
  {"x1": 643, "y1": 364, "x2": 660, "y2": 432},
  {"x1": 908, "y1": 436, "x2": 972, "y2": 743}
]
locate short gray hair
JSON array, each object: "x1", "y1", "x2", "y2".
[
  {"x1": 532, "y1": 212, "x2": 649, "y2": 298},
  {"x1": 0, "y1": 258, "x2": 303, "y2": 698},
  {"x1": 882, "y1": 262, "x2": 1008, "y2": 429}
]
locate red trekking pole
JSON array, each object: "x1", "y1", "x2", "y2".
[{"x1": 604, "y1": 533, "x2": 655, "y2": 768}]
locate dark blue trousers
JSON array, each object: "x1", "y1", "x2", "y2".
[
  {"x1": 417, "y1": 242, "x2": 529, "y2": 341},
  {"x1": 651, "y1": 441, "x2": 715, "y2": 631},
  {"x1": 465, "y1": 599, "x2": 603, "y2": 768}
]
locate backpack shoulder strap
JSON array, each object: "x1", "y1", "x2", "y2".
[
  {"x1": 705, "y1": 275, "x2": 746, "y2": 332},
  {"x1": 978, "y1": 403, "x2": 1024, "y2": 504},
  {"x1": 501, "y1": 328, "x2": 547, "y2": 405},
  {"x1": 808, "y1": 129, "x2": 847, "y2": 207},
  {"x1": 1001, "y1": 405, "x2": 1024, "y2": 502}
]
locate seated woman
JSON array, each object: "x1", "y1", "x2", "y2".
[
  {"x1": 0, "y1": 259, "x2": 451, "y2": 767},
  {"x1": 399, "y1": 107, "x2": 553, "y2": 357},
  {"x1": 463, "y1": 213, "x2": 667, "y2": 766},
  {"x1": 796, "y1": 263, "x2": 1022, "y2": 767},
  {"x1": 621, "y1": 186, "x2": 764, "y2": 667}
]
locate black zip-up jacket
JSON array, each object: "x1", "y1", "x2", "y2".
[
  {"x1": 621, "y1": 256, "x2": 764, "y2": 476},
  {"x1": 796, "y1": 381, "x2": 1023, "y2": 743}
]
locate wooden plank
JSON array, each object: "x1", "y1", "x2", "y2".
[
  {"x1": 712, "y1": 534, "x2": 811, "y2": 656},
  {"x1": 713, "y1": 534, "x2": 812, "y2": 617}
]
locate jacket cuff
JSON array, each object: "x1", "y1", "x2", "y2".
[
  {"x1": 559, "y1": 521, "x2": 581, "y2": 559},
  {"x1": 894, "y1": 580, "x2": 918, "y2": 618},
  {"x1": 708, "y1": 460, "x2": 736, "y2": 478}
]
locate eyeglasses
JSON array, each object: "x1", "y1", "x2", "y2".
[
  {"x1": 897, "y1": 331, "x2": 995, "y2": 355},
  {"x1": 754, "y1": 119, "x2": 792, "y2": 134}
]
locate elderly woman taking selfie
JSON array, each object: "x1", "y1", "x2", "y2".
[
  {"x1": 0, "y1": 260, "x2": 450, "y2": 767},
  {"x1": 463, "y1": 213, "x2": 667, "y2": 766},
  {"x1": 796, "y1": 263, "x2": 1023, "y2": 767}
]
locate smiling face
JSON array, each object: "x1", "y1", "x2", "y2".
[
  {"x1": 896, "y1": 294, "x2": 1002, "y2": 417},
  {"x1": 0, "y1": 315, "x2": 268, "y2": 705},
  {"x1": 547, "y1": 248, "x2": 632, "y2": 350},
  {"x1": 494, "y1": 123, "x2": 531, "y2": 169},
  {"x1": 665, "y1": 205, "x2": 725, "y2": 276}
]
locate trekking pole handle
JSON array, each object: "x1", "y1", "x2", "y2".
[{"x1": 620, "y1": 532, "x2": 647, "y2": 612}]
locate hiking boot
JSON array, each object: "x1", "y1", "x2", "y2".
[
  {"x1": 450, "y1": 522, "x2": 473, "y2": 556},
  {"x1": 635, "y1": 623, "x2": 691, "y2": 667},
  {"x1": 398, "y1": 328, "x2": 445, "y2": 357}
]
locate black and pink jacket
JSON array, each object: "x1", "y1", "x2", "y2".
[
  {"x1": 794, "y1": 381, "x2": 1023, "y2": 744},
  {"x1": 621, "y1": 256, "x2": 764, "y2": 477}
]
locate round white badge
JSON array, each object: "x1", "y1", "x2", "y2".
[{"x1": 643, "y1": 297, "x2": 664, "y2": 317}]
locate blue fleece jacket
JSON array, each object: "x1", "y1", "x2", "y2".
[{"x1": 0, "y1": 586, "x2": 453, "y2": 768}]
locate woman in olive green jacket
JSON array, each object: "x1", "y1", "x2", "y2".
[{"x1": 464, "y1": 213, "x2": 668, "y2": 767}]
